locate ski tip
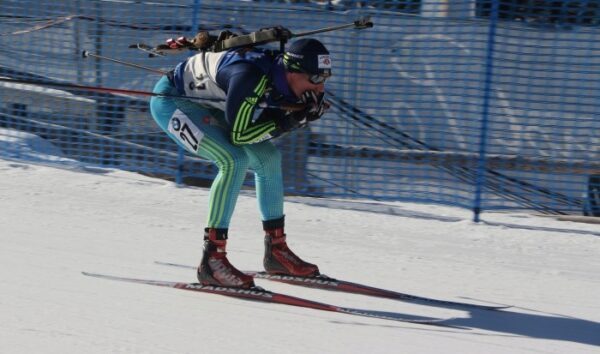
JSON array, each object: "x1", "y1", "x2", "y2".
[
  {"x1": 457, "y1": 297, "x2": 513, "y2": 311},
  {"x1": 489, "y1": 305, "x2": 511, "y2": 310},
  {"x1": 489, "y1": 306, "x2": 512, "y2": 312},
  {"x1": 82, "y1": 271, "x2": 108, "y2": 280},
  {"x1": 436, "y1": 319, "x2": 472, "y2": 330},
  {"x1": 82, "y1": 271, "x2": 106, "y2": 279},
  {"x1": 459, "y1": 304, "x2": 511, "y2": 311},
  {"x1": 154, "y1": 261, "x2": 193, "y2": 269}
]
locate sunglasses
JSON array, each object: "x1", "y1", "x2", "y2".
[{"x1": 308, "y1": 74, "x2": 328, "y2": 85}]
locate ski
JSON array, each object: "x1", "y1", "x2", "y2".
[
  {"x1": 155, "y1": 261, "x2": 509, "y2": 312},
  {"x1": 82, "y1": 272, "x2": 458, "y2": 327}
]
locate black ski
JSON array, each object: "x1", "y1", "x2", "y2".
[
  {"x1": 155, "y1": 261, "x2": 509, "y2": 311},
  {"x1": 82, "y1": 272, "x2": 459, "y2": 327}
]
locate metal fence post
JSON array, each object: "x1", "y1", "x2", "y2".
[{"x1": 472, "y1": 0, "x2": 499, "y2": 222}]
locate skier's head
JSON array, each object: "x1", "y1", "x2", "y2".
[
  {"x1": 284, "y1": 38, "x2": 332, "y2": 80},
  {"x1": 283, "y1": 38, "x2": 331, "y2": 97}
]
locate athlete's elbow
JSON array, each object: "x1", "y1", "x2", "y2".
[{"x1": 230, "y1": 132, "x2": 245, "y2": 146}]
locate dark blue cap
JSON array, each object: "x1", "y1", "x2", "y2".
[{"x1": 283, "y1": 38, "x2": 332, "y2": 77}]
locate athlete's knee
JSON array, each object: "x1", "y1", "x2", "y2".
[
  {"x1": 215, "y1": 149, "x2": 250, "y2": 173},
  {"x1": 257, "y1": 147, "x2": 282, "y2": 173}
]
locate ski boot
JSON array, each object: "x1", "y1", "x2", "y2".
[
  {"x1": 197, "y1": 228, "x2": 255, "y2": 289},
  {"x1": 263, "y1": 217, "x2": 320, "y2": 277}
]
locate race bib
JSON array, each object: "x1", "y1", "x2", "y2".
[{"x1": 168, "y1": 110, "x2": 204, "y2": 153}]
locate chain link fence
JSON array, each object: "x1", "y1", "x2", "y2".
[{"x1": 1, "y1": 0, "x2": 598, "y2": 218}]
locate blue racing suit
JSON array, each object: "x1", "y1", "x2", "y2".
[{"x1": 150, "y1": 48, "x2": 299, "y2": 228}]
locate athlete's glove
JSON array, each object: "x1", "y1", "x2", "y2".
[
  {"x1": 276, "y1": 111, "x2": 307, "y2": 133},
  {"x1": 275, "y1": 92, "x2": 326, "y2": 132},
  {"x1": 265, "y1": 91, "x2": 326, "y2": 140},
  {"x1": 300, "y1": 90, "x2": 327, "y2": 122}
]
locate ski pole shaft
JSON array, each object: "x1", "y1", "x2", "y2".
[
  {"x1": 0, "y1": 77, "x2": 208, "y2": 100},
  {"x1": 0, "y1": 77, "x2": 305, "y2": 111},
  {"x1": 293, "y1": 17, "x2": 373, "y2": 38},
  {"x1": 82, "y1": 50, "x2": 167, "y2": 75}
]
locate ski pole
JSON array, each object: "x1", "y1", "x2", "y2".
[
  {"x1": 0, "y1": 76, "x2": 201, "y2": 99},
  {"x1": 82, "y1": 50, "x2": 167, "y2": 75},
  {"x1": 0, "y1": 77, "x2": 305, "y2": 111}
]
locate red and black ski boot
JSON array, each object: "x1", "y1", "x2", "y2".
[
  {"x1": 263, "y1": 217, "x2": 320, "y2": 277},
  {"x1": 197, "y1": 228, "x2": 255, "y2": 289}
]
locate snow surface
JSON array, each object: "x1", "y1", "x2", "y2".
[{"x1": 1, "y1": 128, "x2": 599, "y2": 354}]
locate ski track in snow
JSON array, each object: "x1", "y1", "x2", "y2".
[{"x1": 1, "y1": 128, "x2": 599, "y2": 354}]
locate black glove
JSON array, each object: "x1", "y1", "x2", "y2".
[
  {"x1": 300, "y1": 90, "x2": 327, "y2": 122},
  {"x1": 277, "y1": 91, "x2": 327, "y2": 130},
  {"x1": 270, "y1": 91, "x2": 328, "y2": 138},
  {"x1": 277, "y1": 111, "x2": 307, "y2": 133}
]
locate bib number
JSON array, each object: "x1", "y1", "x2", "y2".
[{"x1": 168, "y1": 110, "x2": 204, "y2": 153}]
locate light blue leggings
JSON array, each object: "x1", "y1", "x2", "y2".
[{"x1": 150, "y1": 76, "x2": 284, "y2": 228}]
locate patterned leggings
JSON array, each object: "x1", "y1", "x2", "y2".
[{"x1": 149, "y1": 76, "x2": 284, "y2": 228}]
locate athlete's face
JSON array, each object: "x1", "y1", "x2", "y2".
[{"x1": 286, "y1": 72, "x2": 325, "y2": 98}]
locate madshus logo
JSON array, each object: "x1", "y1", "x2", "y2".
[
  {"x1": 181, "y1": 283, "x2": 274, "y2": 298},
  {"x1": 171, "y1": 117, "x2": 181, "y2": 131},
  {"x1": 264, "y1": 274, "x2": 339, "y2": 286}
]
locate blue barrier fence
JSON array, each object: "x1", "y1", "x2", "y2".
[{"x1": 1, "y1": 0, "x2": 599, "y2": 219}]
